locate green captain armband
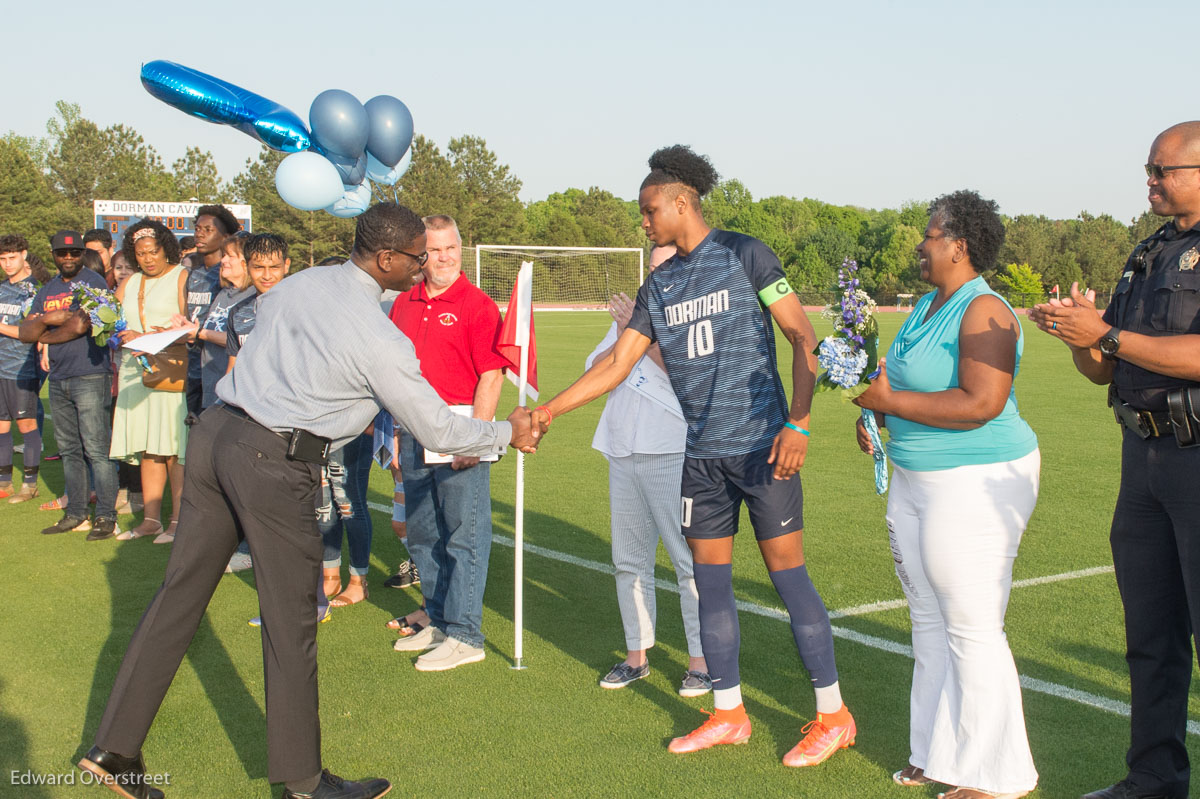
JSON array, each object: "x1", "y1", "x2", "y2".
[{"x1": 758, "y1": 278, "x2": 795, "y2": 307}]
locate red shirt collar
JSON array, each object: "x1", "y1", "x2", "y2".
[{"x1": 409, "y1": 271, "x2": 469, "y2": 304}]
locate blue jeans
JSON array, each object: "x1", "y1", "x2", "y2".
[
  {"x1": 318, "y1": 433, "x2": 374, "y2": 576},
  {"x1": 400, "y1": 431, "x2": 493, "y2": 648},
  {"x1": 48, "y1": 373, "x2": 118, "y2": 519}
]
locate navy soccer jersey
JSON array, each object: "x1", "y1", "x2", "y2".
[
  {"x1": 0, "y1": 276, "x2": 40, "y2": 380},
  {"x1": 186, "y1": 264, "x2": 221, "y2": 323},
  {"x1": 627, "y1": 229, "x2": 793, "y2": 458},
  {"x1": 225, "y1": 293, "x2": 260, "y2": 359}
]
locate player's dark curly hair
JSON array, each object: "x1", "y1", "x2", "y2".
[
  {"x1": 244, "y1": 232, "x2": 289, "y2": 264},
  {"x1": 353, "y1": 203, "x2": 425, "y2": 257},
  {"x1": 121, "y1": 218, "x2": 182, "y2": 266},
  {"x1": 928, "y1": 190, "x2": 1006, "y2": 273},
  {"x1": 641, "y1": 145, "x2": 719, "y2": 208},
  {"x1": 0, "y1": 234, "x2": 29, "y2": 254},
  {"x1": 195, "y1": 204, "x2": 241, "y2": 236}
]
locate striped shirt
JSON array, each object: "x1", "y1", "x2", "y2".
[
  {"x1": 627, "y1": 229, "x2": 789, "y2": 458},
  {"x1": 216, "y1": 260, "x2": 511, "y2": 454}
]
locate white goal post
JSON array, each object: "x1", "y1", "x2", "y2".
[{"x1": 471, "y1": 245, "x2": 644, "y2": 310}]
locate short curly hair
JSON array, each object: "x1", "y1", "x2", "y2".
[
  {"x1": 121, "y1": 218, "x2": 182, "y2": 267},
  {"x1": 244, "y1": 232, "x2": 289, "y2": 265},
  {"x1": 0, "y1": 234, "x2": 29, "y2": 254},
  {"x1": 353, "y1": 203, "x2": 425, "y2": 257},
  {"x1": 195, "y1": 204, "x2": 241, "y2": 236},
  {"x1": 928, "y1": 190, "x2": 1006, "y2": 273},
  {"x1": 640, "y1": 145, "x2": 719, "y2": 209}
]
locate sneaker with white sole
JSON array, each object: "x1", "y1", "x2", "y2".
[
  {"x1": 225, "y1": 551, "x2": 254, "y2": 573},
  {"x1": 678, "y1": 670, "x2": 713, "y2": 697},
  {"x1": 599, "y1": 662, "x2": 649, "y2": 689},
  {"x1": 415, "y1": 636, "x2": 485, "y2": 672},
  {"x1": 393, "y1": 624, "x2": 445, "y2": 652}
]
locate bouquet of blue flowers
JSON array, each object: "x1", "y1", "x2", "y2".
[
  {"x1": 16, "y1": 281, "x2": 38, "y2": 319},
  {"x1": 72, "y1": 284, "x2": 127, "y2": 349},
  {"x1": 814, "y1": 258, "x2": 888, "y2": 493}
]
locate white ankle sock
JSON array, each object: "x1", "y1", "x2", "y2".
[
  {"x1": 815, "y1": 682, "x2": 843, "y2": 714},
  {"x1": 713, "y1": 685, "x2": 743, "y2": 711}
]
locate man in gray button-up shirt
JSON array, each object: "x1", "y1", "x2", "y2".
[{"x1": 80, "y1": 203, "x2": 542, "y2": 799}]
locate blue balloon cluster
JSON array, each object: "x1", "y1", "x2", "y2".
[{"x1": 139, "y1": 60, "x2": 415, "y2": 217}]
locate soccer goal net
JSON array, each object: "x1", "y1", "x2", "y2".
[{"x1": 470, "y1": 246, "x2": 644, "y2": 309}]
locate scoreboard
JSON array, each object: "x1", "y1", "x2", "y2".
[{"x1": 93, "y1": 201, "x2": 253, "y2": 249}]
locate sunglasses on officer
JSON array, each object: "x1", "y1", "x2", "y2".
[{"x1": 1145, "y1": 163, "x2": 1200, "y2": 179}]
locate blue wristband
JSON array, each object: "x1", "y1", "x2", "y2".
[{"x1": 784, "y1": 422, "x2": 810, "y2": 436}]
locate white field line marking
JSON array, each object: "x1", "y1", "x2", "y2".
[{"x1": 366, "y1": 502, "x2": 1191, "y2": 734}]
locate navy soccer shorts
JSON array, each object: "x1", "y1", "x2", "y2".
[
  {"x1": 0, "y1": 377, "x2": 38, "y2": 422},
  {"x1": 680, "y1": 446, "x2": 803, "y2": 540}
]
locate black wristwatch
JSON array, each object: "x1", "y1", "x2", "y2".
[{"x1": 1098, "y1": 327, "x2": 1122, "y2": 359}]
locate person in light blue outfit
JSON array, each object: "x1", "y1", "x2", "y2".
[{"x1": 854, "y1": 190, "x2": 1040, "y2": 799}]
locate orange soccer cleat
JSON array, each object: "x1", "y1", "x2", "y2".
[
  {"x1": 782, "y1": 706, "x2": 856, "y2": 767},
  {"x1": 667, "y1": 707, "x2": 752, "y2": 754}
]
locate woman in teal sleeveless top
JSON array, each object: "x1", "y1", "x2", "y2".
[{"x1": 853, "y1": 192, "x2": 1040, "y2": 799}]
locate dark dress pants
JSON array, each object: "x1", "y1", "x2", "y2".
[
  {"x1": 1110, "y1": 429, "x2": 1200, "y2": 799},
  {"x1": 95, "y1": 405, "x2": 323, "y2": 784}
]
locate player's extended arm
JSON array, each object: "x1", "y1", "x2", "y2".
[
  {"x1": 540, "y1": 327, "x2": 652, "y2": 422},
  {"x1": 766, "y1": 293, "x2": 816, "y2": 479}
]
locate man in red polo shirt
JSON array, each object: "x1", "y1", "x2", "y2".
[{"x1": 388, "y1": 214, "x2": 511, "y2": 671}]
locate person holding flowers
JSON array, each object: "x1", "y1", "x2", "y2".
[
  {"x1": 853, "y1": 190, "x2": 1040, "y2": 799},
  {"x1": 110, "y1": 219, "x2": 190, "y2": 543}
]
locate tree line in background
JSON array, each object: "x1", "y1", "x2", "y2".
[{"x1": 1, "y1": 102, "x2": 1168, "y2": 303}]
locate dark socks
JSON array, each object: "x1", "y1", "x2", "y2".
[
  {"x1": 21, "y1": 428, "x2": 41, "y2": 479},
  {"x1": 0, "y1": 430, "x2": 11, "y2": 472},
  {"x1": 693, "y1": 562, "x2": 741, "y2": 691},
  {"x1": 769, "y1": 564, "x2": 839, "y2": 687},
  {"x1": 285, "y1": 772, "x2": 322, "y2": 796}
]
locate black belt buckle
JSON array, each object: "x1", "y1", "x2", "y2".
[
  {"x1": 1167, "y1": 388, "x2": 1199, "y2": 448},
  {"x1": 286, "y1": 429, "x2": 332, "y2": 465}
]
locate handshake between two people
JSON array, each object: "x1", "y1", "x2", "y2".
[{"x1": 505, "y1": 406, "x2": 552, "y2": 453}]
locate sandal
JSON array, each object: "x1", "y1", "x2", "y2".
[
  {"x1": 322, "y1": 568, "x2": 342, "y2": 600},
  {"x1": 894, "y1": 765, "x2": 935, "y2": 786},
  {"x1": 153, "y1": 520, "x2": 177, "y2": 544},
  {"x1": 117, "y1": 519, "x2": 163, "y2": 541},
  {"x1": 330, "y1": 578, "x2": 368, "y2": 607},
  {"x1": 39, "y1": 495, "x2": 68, "y2": 511},
  {"x1": 386, "y1": 608, "x2": 430, "y2": 634}
]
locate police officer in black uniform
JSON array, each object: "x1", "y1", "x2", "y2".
[{"x1": 1031, "y1": 120, "x2": 1200, "y2": 799}]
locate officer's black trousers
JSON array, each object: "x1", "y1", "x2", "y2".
[
  {"x1": 95, "y1": 404, "x2": 324, "y2": 784},
  {"x1": 1111, "y1": 428, "x2": 1200, "y2": 798}
]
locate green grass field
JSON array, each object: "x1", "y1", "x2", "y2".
[{"x1": 2, "y1": 310, "x2": 1197, "y2": 798}]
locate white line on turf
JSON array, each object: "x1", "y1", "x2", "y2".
[{"x1": 366, "y1": 501, "x2": 1190, "y2": 734}]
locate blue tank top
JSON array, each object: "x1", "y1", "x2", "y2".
[{"x1": 884, "y1": 276, "x2": 1037, "y2": 471}]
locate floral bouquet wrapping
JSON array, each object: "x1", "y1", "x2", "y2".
[
  {"x1": 72, "y1": 284, "x2": 128, "y2": 349},
  {"x1": 16, "y1": 281, "x2": 39, "y2": 319},
  {"x1": 814, "y1": 258, "x2": 888, "y2": 493}
]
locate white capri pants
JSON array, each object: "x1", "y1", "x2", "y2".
[
  {"x1": 608, "y1": 452, "x2": 703, "y2": 657},
  {"x1": 887, "y1": 449, "x2": 1040, "y2": 794}
]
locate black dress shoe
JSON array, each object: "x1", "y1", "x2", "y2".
[
  {"x1": 1081, "y1": 779, "x2": 1175, "y2": 799},
  {"x1": 77, "y1": 745, "x2": 165, "y2": 799},
  {"x1": 282, "y1": 769, "x2": 390, "y2": 799}
]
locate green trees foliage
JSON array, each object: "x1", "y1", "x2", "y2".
[
  {"x1": 0, "y1": 101, "x2": 1170, "y2": 291},
  {"x1": 995, "y1": 263, "x2": 1046, "y2": 306}
]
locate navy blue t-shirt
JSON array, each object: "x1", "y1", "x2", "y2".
[
  {"x1": 628, "y1": 230, "x2": 791, "y2": 458},
  {"x1": 0, "y1": 275, "x2": 40, "y2": 381},
  {"x1": 31, "y1": 270, "x2": 112, "y2": 381},
  {"x1": 186, "y1": 263, "x2": 222, "y2": 323}
]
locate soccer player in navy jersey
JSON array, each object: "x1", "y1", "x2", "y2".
[{"x1": 532, "y1": 146, "x2": 855, "y2": 765}]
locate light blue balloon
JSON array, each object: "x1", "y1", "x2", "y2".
[
  {"x1": 326, "y1": 182, "x2": 373, "y2": 218},
  {"x1": 318, "y1": 148, "x2": 367, "y2": 186},
  {"x1": 140, "y1": 60, "x2": 310, "y2": 152},
  {"x1": 309, "y1": 89, "x2": 369, "y2": 159},
  {"x1": 365, "y1": 147, "x2": 412, "y2": 187},
  {"x1": 275, "y1": 151, "x2": 344, "y2": 211},
  {"x1": 363, "y1": 95, "x2": 414, "y2": 167}
]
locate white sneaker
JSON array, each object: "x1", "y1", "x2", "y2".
[
  {"x1": 393, "y1": 624, "x2": 445, "y2": 652},
  {"x1": 414, "y1": 636, "x2": 485, "y2": 672}
]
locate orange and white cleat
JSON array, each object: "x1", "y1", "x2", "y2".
[
  {"x1": 782, "y1": 707, "x2": 856, "y2": 767},
  {"x1": 668, "y1": 707, "x2": 752, "y2": 754}
]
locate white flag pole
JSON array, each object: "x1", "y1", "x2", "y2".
[{"x1": 512, "y1": 262, "x2": 533, "y2": 670}]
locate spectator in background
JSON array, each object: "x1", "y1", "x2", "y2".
[
  {"x1": 110, "y1": 220, "x2": 189, "y2": 543},
  {"x1": 79, "y1": 249, "x2": 105, "y2": 278},
  {"x1": 173, "y1": 233, "x2": 254, "y2": 411},
  {"x1": 183, "y1": 205, "x2": 240, "y2": 422},
  {"x1": 26, "y1": 253, "x2": 53, "y2": 286},
  {"x1": 0, "y1": 234, "x2": 43, "y2": 503},
  {"x1": 84, "y1": 229, "x2": 114, "y2": 272},
  {"x1": 19, "y1": 230, "x2": 118, "y2": 539},
  {"x1": 178, "y1": 235, "x2": 196, "y2": 261},
  {"x1": 108, "y1": 252, "x2": 141, "y2": 516},
  {"x1": 105, "y1": 251, "x2": 131, "y2": 291}
]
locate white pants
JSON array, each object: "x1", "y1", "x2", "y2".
[
  {"x1": 608, "y1": 453, "x2": 703, "y2": 657},
  {"x1": 887, "y1": 449, "x2": 1040, "y2": 793}
]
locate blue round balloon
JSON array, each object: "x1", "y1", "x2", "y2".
[
  {"x1": 326, "y1": 181, "x2": 373, "y2": 218},
  {"x1": 366, "y1": 148, "x2": 412, "y2": 187},
  {"x1": 317, "y1": 148, "x2": 367, "y2": 186},
  {"x1": 275, "y1": 151, "x2": 344, "y2": 211},
  {"x1": 140, "y1": 60, "x2": 310, "y2": 152},
  {"x1": 363, "y1": 95, "x2": 414, "y2": 168},
  {"x1": 309, "y1": 89, "x2": 369, "y2": 159}
]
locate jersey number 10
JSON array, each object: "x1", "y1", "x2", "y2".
[{"x1": 686, "y1": 320, "x2": 715, "y2": 359}]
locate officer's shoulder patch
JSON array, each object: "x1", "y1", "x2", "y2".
[{"x1": 1179, "y1": 247, "x2": 1199, "y2": 272}]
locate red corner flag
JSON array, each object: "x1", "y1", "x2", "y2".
[{"x1": 497, "y1": 261, "x2": 538, "y2": 400}]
